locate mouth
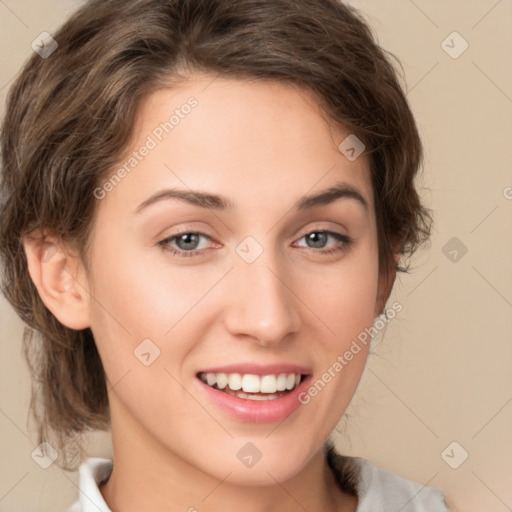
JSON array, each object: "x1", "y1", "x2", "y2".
[
  {"x1": 195, "y1": 363, "x2": 313, "y2": 422},
  {"x1": 197, "y1": 371, "x2": 306, "y2": 401}
]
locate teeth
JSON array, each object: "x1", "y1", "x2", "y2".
[
  {"x1": 228, "y1": 373, "x2": 242, "y2": 391},
  {"x1": 216, "y1": 373, "x2": 228, "y2": 389},
  {"x1": 276, "y1": 374, "x2": 288, "y2": 391},
  {"x1": 199, "y1": 372, "x2": 303, "y2": 394},
  {"x1": 261, "y1": 375, "x2": 277, "y2": 393},
  {"x1": 242, "y1": 374, "x2": 260, "y2": 393},
  {"x1": 224, "y1": 388, "x2": 281, "y2": 401}
]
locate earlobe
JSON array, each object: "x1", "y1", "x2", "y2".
[{"x1": 23, "y1": 230, "x2": 91, "y2": 330}]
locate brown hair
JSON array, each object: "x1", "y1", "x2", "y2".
[{"x1": 0, "y1": 0, "x2": 432, "y2": 469}]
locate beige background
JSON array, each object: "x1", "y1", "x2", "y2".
[{"x1": 1, "y1": 1, "x2": 511, "y2": 511}]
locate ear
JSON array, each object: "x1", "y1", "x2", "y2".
[
  {"x1": 22, "y1": 229, "x2": 91, "y2": 330},
  {"x1": 374, "y1": 252, "x2": 400, "y2": 317}
]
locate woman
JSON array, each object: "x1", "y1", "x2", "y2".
[{"x1": 0, "y1": 0, "x2": 450, "y2": 510}]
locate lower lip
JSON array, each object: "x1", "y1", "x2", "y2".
[{"x1": 197, "y1": 375, "x2": 312, "y2": 423}]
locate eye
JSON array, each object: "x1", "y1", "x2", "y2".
[
  {"x1": 157, "y1": 229, "x2": 352, "y2": 259},
  {"x1": 293, "y1": 230, "x2": 352, "y2": 254},
  {"x1": 157, "y1": 231, "x2": 215, "y2": 257}
]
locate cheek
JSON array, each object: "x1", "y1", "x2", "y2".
[
  {"x1": 86, "y1": 244, "x2": 222, "y2": 376},
  {"x1": 304, "y1": 250, "x2": 379, "y2": 346},
  {"x1": 86, "y1": 245, "x2": 164, "y2": 374}
]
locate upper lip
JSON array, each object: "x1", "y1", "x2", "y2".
[{"x1": 196, "y1": 363, "x2": 312, "y2": 376}]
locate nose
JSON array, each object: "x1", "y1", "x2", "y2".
[{"x1": 222, "y1": 253, "x2": 301, "y2": 346}]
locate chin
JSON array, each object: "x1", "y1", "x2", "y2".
[{"x1": 202, "y1": 441, "x2": 314, "y2": 486}]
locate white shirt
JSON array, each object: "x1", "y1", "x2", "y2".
[{"x1": 66, "y1": 455, "x2": 449, "y2": 511}]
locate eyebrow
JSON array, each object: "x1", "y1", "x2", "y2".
[{"x1": 134, "y1": 181, "x2": 369, "y2": 214}]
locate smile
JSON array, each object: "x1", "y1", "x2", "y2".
[
  {"x1": 195, "y1": 366, "x2": 312, "y2": 423},
  {"x1": 198, "y1": 372, "x2": 304, "y2": 400}
]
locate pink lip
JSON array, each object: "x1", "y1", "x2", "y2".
[
  {"x1": 196, "y1": 371, "x2": 313, "y2": 424},
  {"x1": 196, "y1": 363, "x2": 312, "y2": 376}
]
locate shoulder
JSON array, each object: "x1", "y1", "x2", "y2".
[
  {"x1": 66, "y1": 457, "x2": 113, "y2": 512},
  {"x1": 325, "y1": 446, "x2": 451, "y2": 512}
]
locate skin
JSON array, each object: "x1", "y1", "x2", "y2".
[{"x1": 24, "y1": 74, "x2": 396, "y2": 512}]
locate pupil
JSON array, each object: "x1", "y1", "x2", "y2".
[
  {"x1": 307, "y1": 232, "x2": 327, "y2": 248},
  {"x1": 177, "y1": 233, "x2": 199, "y2": 250}
]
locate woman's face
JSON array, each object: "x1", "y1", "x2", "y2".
[{"x1": 84, "y1": 74, "x2": 386, "y2": 484}]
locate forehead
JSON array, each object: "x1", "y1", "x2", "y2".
[{"x1": 98, "y1": 74, "x2": 374, "y2": 217}]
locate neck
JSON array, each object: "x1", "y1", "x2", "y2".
[{"x1": 100, "y1": 401, "x2": 357, "y2": 512}]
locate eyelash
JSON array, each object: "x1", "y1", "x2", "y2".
[{"x1": 157, "y1": 230, "x2": 352, "y2": 258}]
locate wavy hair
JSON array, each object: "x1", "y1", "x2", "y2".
[{"x1": 0, "y1": 0, "x2": 432, "y2": 469}]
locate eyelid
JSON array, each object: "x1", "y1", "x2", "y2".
[
  {"x1": 157, "y1": 230, "x2": 218, "y2": 250},
  {"x1": 293, "y1": 224, "x2": 350, "y2": 242},
  {"x1": 292, "y1": 229, "x2": 351, "y2": 248},
  {"x1": 157, "y1": 225, "x2": 352, "y2": 258},
  {"x1": 293, "y1": 222, "x2": 354, "y2": 242}
]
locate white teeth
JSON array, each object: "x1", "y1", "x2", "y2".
[
  {"x1": 200, "y1": 372, "x2": 303, "y2": 394},
  {"x1": 224, "y1": 388, "x2": 281, "y2": 401},
  {"x1": 228, "y1": 373, "x2": 242, "y2": 391},
  {"x1": 260, "y1": 375, "x2": 277, "y2": 393},
  {"x1": 241, "y1": 374, "x2": 260, "y2": 393},
  {"x1": 276, "y1": 373, "x2": 288, "y2": 391},
  {"x1": 286, "y1": 373, "x2": 296, "y2": 390},
  {"x1": 216, "y1": 372, "x2": 228, "y2": 389}
]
